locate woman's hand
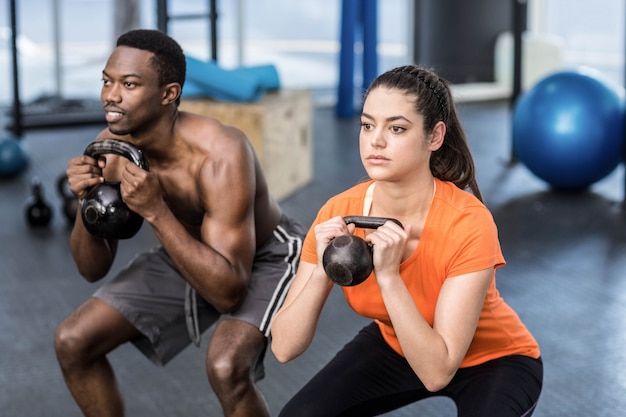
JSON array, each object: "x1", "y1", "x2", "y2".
[
  {"x1": 365, "y1": 219, "x2": 409, "y2": 283},
  {"x1": 313, "y1": 216, "x2": 356, "y2": 268}
]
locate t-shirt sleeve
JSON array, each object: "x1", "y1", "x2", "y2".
[
  {"x1": 301, "y1": 223, "x2": 319, "y2": 265},
  {"x1": 300, "y1": 183, "x2": 369, "y2": 265},
  {"x1": 300, "y1": 203, "x2": 333, "y2": 265},
  {"x1": 446, "y1": 205, "x2": 506, "y2": 278}
]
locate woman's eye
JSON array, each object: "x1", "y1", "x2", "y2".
[{"x1": 391, "y1": 126, "x2": 405, "y2": 133}]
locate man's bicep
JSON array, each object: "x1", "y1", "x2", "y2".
[{"x1": 198, "y1": 159, "x2": 256, "y2": 265}]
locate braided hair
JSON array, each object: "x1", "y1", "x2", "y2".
[{"x1": 364, "y1": 65, "x2": 483, "y2": 202}]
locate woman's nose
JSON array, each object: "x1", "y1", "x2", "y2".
[{"x1": 370, "y1": 129, "x2": 385, "y2": 148}]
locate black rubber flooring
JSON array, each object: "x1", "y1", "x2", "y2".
[{"x1": 1, "y1": 99, "x2": 625, "y2": 416}]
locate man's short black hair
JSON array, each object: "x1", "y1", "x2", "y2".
[{"x1": 116, "y1": 29, "x2": 186, "y2": 89}]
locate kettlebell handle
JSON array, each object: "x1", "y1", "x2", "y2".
[
  {"x1": 83, "y1": 138, "x2": 149, "y2": 171},
  {"x1": 343, "y1": 216, "x2": 403, "y2": 230}
]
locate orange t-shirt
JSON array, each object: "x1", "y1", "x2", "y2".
[{"x1": 301, "y1": 179, "x2": 540, "y2": 367}]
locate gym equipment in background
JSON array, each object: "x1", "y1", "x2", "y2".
[
  {"x1": 24, "y1": 177, "x2": 53, "y2": 227},
  {"x1": 57, "y1": 173, "x2": 78, "y2": 224},
  {"x1": 336, "y1": 0, "x2": 378, "y2": 118},
  {"x1": 0, "y1": 135, "x2": 29, "y2": 179},
  {"x1": 513, "y1": 68, "x2": 625, "y2": 191},
  {"x1": 183, "y1": 56, "x2": 280, "y2": 102}
]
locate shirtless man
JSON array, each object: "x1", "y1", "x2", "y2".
[{"x1": 53, "y1": 29, "x2": 305, "y2": 417}]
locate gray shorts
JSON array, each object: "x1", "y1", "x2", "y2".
[{"x1": 94, "y1": 215, "x2": 305, "y2": 366}]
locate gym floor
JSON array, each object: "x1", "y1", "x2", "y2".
[{"x1": 1, "y1": 98, "x2": 625, "y2": 416}]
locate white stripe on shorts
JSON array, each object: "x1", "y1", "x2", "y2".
[{"x1": 259, "y1": 224, "x2": 303, "y2": 336}]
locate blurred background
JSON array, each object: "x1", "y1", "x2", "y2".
[{"x1": 1, "y1": 0, "x2": 623, "y2": 108}]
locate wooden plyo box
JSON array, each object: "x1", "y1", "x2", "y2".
[{"x1": 180, "y1": 90, "x2": 313, "y2": 201}]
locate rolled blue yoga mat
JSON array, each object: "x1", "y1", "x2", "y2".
[
  {"x1": 181, "y1": 79, "x2": 209, "y2": 98},
  {"x1": 185, "y1": 56, "x2": 262, "y2": 102},
  {"x1": 230, "y1": 65, "x2": 280, "y2": 91},
  {"x1": 183, "y1": 56, "x2": 280, "y2": 102}
]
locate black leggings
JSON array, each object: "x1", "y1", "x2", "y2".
[{"x1": 278, "y1": 322, "x2": 543, "y2": 417}]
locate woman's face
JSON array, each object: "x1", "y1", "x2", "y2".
[{"x1": 360, "y1": 87, "x2": 440, "y2": 183}]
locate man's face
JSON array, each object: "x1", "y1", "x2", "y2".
[{"x1": 100, "y1": 46, "x2": 165, "y2": 136}]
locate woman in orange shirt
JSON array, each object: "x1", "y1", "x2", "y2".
[{"x1": 271, "y1": 65, "x2": 543, "y2": 417}]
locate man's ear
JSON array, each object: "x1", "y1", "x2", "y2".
[
  {"x1": 429, "y1": 121, "x2": 446, "y2": 151},
  {"x1": 162, "y1": 82, "x2": 182, "y2": 105}
]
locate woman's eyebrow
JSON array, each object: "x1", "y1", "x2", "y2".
[{"x1": 361, "y1": 112, "x2": 412, "y2": 124}]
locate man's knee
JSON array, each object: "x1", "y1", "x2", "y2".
[
  {"x1": 206, "y1": 337, "x2": 253, "y2": 384},
  {"x1": 54, "y1": 314, "x2": 89, "y2": 369},
  {"x1": 54, "y1": 299, "x2": 138, "y2": 368},
  {"x1": 206, "y1": 320, "x2": 266, "y2": 386},
  {"x1": 206, "y1": 348, "x2": 243, "y2": 385}
]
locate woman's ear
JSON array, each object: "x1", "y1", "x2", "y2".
[
  {"x1": 162, "y1": 82, "x2": 182, "y2": 105},
  {"x1": 429, "y1": 121, "x2": 446, "y2": 151}
]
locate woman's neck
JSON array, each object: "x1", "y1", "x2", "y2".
[{"x1": 370, "y1": 176, "x2": 436, "y2": 219}]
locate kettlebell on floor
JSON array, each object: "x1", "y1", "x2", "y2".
[
  {"x1": 57, "y1": 173, "x2": 78, "y2": 224},
  {"x1": 24, "y1": 176, "x2": 53, "y2": 228}
]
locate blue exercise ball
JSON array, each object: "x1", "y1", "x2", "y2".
[
  {"x1": 0, "y1": 136, "x2": 30, "y2": 179},
  {"x1": 513, "y1": 68, "x2": 625, "y2": 191}
]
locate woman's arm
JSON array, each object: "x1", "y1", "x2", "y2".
[
  {"x1": 367, "y1": 219, "x2": 493, "y2": 392},
  {"x1": 377, "y1": 267, "x2": 492, "y2": 392},
  {"x1": 270, "y1": 261, "x2": 334, "y2": 362},
  {"x1": 271, "y1": 216, "x2": 351, "y2": 362}
]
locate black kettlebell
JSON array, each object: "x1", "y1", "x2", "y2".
[
  {"x1": 25, "y1": 177, "x2": 53, "y2": 227},
  {"x1": 322, "y1": 216, "x2": 403, "y2": 286},
  {"x1": 57, "y1": 173, "x2": 79, "y2": 224},
  {"x1": 81, "y1": 138, "x2": 149, "y2": 239}
]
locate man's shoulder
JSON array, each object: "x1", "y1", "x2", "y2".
[
  {"x1": 179, "y1": 111, "x2": 246, "y2": 140},
  {"x1": 176, "y1": 112, "x2": 260, "y2": 174}
]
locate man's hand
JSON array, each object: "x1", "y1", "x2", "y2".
[
  {"x1": 66, "y1": 154, "x2": 105, "y2": 201},
  {"x1": 120, "y1": 162, "x2": 166, "y2": 222}
]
